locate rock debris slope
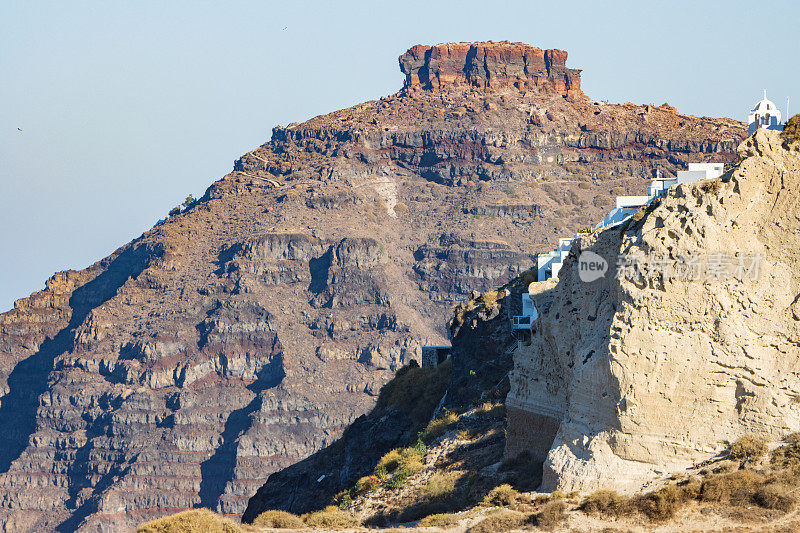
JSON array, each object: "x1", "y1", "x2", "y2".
[
  {"x1": 0, "y1": 41, "x2": 744, "y2": 531},
  {"x1": 506, "y1": 128, "x2": 800, "y2": 493}
]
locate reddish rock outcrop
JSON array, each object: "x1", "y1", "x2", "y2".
[{"x1": 399, "y1": 41, "x2": 582, "y2": 98}]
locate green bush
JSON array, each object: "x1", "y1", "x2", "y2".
[{"x1": 251, "y1": 510, "x2": 304, "y2": 529}]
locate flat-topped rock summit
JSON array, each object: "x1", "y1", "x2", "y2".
[{"x1": 399, "y1": 41, "x2": 582, "y2": 98}]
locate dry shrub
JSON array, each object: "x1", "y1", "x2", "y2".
[
  {"x1": 700, "y1": 470, "x2": 765, "y2": 505},
  {"x1": 753, "y1": 484, "x2": 797, "y2": 511},
  {"x1": 467, "y1": 510, "x2": 526, "y2": 533},
  {"x1": 377, "y1": 359, "x2": 452, "y2": 437},
  {"x1": 302, "y1": 506, "x2": 361, "y2": 529},
  {"x1": 137, "y1": 509, "x2": 241, "y2": 533},
  {"x1": 394, "y1": 201, "x2": 408, "y2": 214},
  {"x1": 699, "y1": 179, "x2": 722, "y2": 195},
  {"x1": 782, "y1": 114, "x2": 800, "y2": 144},
  {"x1": 422, "y1": 472, "x2": 461, "y2": 503},
  {"x1": 422, "y1": 411, "x2": 459, "y2": 443},
  {"x1": 498, "y1": 451, "x2": 543, "y2": 492},
  {"x1": 387, "y1": 447, "x2": 424, "y2": 489},
  {"x1": 251, "y1": 510, "x2": 304, "y2": 529},
  {"x1": 772, "y1": 433, "x2": 800, "y2": 468},
  {"x1": 580, "y1": 489, "x2": 629, "y2": 517},
  {"x1": 354, "y1": 475, "x2": 381, "y2": 495},
  {"x1": 475, "y1": 402, "x2": 505, "y2": 419},
  {"x1": 479, "y1": 290, "x2": 501, "y2": 312},
  {"x1": 376, "y1": 449, "x2": 403, "y2": 473},
  {"x1": 418, "y1": 512, "x2": 460, "y2": 528},
  {"x1": 482, "y1": 484, "x2": 519, "y2": 507},
  {"x1": 532, "y1": 500, "x2": 567, "y2": 529},
  {"x1": 633, "y1": 484, "x2": 687, "y2": 522},
  {"x1": 729, "y1": 434, "x2": 768, "y2": 461}
]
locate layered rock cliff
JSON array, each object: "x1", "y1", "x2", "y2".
[
  {"x1": 506, "y1": 128, "x2": 800, "y2": 493},
  {"x1": 0, "y1": 41, "x2": 746, "y2": 532}
]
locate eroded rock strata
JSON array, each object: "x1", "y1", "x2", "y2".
[
  {"x1": 506, "y1": 128, "x2": 800, "y2": 493},
  {"x1": 0, "y1": 41, "x2": 745, "y2": 531}
]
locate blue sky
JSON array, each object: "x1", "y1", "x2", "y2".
[{"x1": 1, "y1": 0, "x2": 797, "y2": 312}]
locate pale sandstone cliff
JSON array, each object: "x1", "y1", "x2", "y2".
[{"x1": 506, "y1": 128, "x2": 800, "y2": 493}]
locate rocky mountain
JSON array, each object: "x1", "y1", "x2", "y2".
[
  {"x1": 506, "y1": 126, "x2": 800, "y2": 493},
  {"x1": 0, "y1": 41, "x2": 745, "y2": 532}
]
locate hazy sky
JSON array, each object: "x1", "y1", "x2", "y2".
[{"x1": 1, "y1": 0, "x2": 797, "y2": 312}]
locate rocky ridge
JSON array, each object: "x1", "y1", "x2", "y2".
[
  {"x1": 0, "y1": 41, "x2": 746, "y2": 532},
  {"x1": 506, "y1": 128, "x2": 800, "y2": 493}
]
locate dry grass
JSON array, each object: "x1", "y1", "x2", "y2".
[
  {"x1": 302, "y1": 506, "x2": 361, "y2": 529},
  {"x1": 753, "y1": 484, "x2": 797, "y2": 511},
  {"x1": 354, "y1": 474, "x2": 381, "y2": 495},
  {"x1": 467, "y1": 510, "x2": 526, "y2": 533},
  {"x1": 729, "y1": 434, "x2": 768, "y2": 461},
  {"x1": 376, "y1": 359, "x2": 452, "y2": 438},
  {"x1": 580, "y1": 489, "x2": 629, "y2": 517},
  {"x1": 699, "y1": 179, "x2": 722, "y2": 195},
  {"x1": 531, "y1": 500, "x2": 567, "y2": 529},
  {"x1": 772, "y1": 432, "x2": 800, "y2": 468},
  {"x1": 376, "y1": 449, "x2": 403, "y2": 473},
  {"x1": 251, "y1": 510, "x2": 304, "y2": 529},
  {"x1": 475, "y1": 402, "x2": 505, "y2": 419},
  {"x1": 422, "y1": 472, "x2": 461, "y2": 503},
  {"x1": 482, "y1": 484, "x2": 519, "y2": 507},
  {"x1": 422, "y1": 411, "x2": 459, "y2": 443},
  {"x1": 782, "y1": 114, "x2": 800, "y2": 144},
  {"x1": 418, "y1": 512, "x2": 460, "y2": 528},
  {"x1": 137, "y1": 509, "x2": 241, "y2": 533},
  {"x1": 478, "y1": 291, "x2": 501, "y2": 312}
]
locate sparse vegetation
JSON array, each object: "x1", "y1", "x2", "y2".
[
  {"x1": 421, "y1": 472, "x2": 461, "y2": 503},
  {"x1": 531, "y1": 500, "x2": 567, "y2": 529},
  {"x1": 418, "y1": 512, "x2": 460, "y2": 528},
  {"x1": 376, "y1": 359, "x2": 452, "y2": 440},
  {"x1": 302, "y1": 506, "x2": 361, "y2": 529},
  {"x1": 580, "y1": 489, "x2": 628, "y2": 517},
  {"x1": 699, "y1": 179, "x2": 722, "y2": 195},
  {"x1": 475, "y1": 402, "x2": 505, "y2": 419},
  {"x1": 251, "y1": 510, "x2": 304, "y2": 529},
  {"x1": 478, "y1": 290, "x2": 501, "y2": 312},
  {"x1": 422, "y1": 410, "x2": 459, "y2": 443},
  {"x1": 729, "y1": 434, "x2": 768, "y2": 461},
  {"x1": 482, "y1": 484, "x2": 519, "y2": 507},
  {"x1": 782, "y1": 114, "x2": 800, "y2": 144},
  {"x1": 137, "y1": 509, "x2": 241, "y2": 533},
  {"x1": 467, "y1": 510, "x2": 526, "y2": 533}
]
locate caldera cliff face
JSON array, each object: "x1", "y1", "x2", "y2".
[{"x1": 0, "y1": 41, "x2": 745, "y2": 531}]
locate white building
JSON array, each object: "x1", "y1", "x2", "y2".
[
  {"x1": 537, "y1": 237, "x2": 575, "y2": 281},
  {"x1": 748, "y1": 90, "x2": 785, "y2": 135},
  {"x1": 512, "y1": 293, "x2": 539, "y2": 330}
]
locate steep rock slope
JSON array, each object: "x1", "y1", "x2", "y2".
[
  {"x1": 0, "y1": 41, "x2": 744, "y2": 532},
  {"x1": 506, "y1": 128, "x2": 800, "y2": 493}
]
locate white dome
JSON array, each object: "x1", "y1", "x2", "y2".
[{"x1": 748, "y1": 90, "x2": 782, "y2": 131}]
